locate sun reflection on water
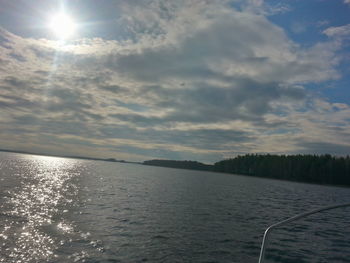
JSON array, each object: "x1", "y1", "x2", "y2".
[{"x1": 0, "y1": 155, "x2": 80, "y2": 263}]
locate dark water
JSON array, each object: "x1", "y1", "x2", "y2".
[{"x1": 0, "y1": 152, "x2": 350, "y2": 263}]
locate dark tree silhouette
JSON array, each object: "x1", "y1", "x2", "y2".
[
  {"x1": 144, "y1": 154, "x2": 350, "y2": 186},
  {"x1": 214, "y1": 154, "x2": 350, "y2": 186}
]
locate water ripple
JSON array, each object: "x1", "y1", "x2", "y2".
[
  {"x1": 1, "y1": 153, "x2": 350, "y2": 263},
  {"x1": 0, "y1": 155, "x2": 80, "y2": 263}
]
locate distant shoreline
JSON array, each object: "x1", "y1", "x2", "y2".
[
  {"x1": 143, "y1": 155, "x2": 350, "y2": 187},
  {"x1": 0, "y1": 148, "x2": 140, "y2": 164},
  {"x1": 1, "y1": 149, "x2": 349, "y2": 188}
]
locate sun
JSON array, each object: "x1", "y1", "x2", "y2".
[{"x1": 49, "y1": 13, "x2": 76, "y2": 40}]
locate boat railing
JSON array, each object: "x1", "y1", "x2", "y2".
[{"x1": 258, "y1": 202, "x2": 350, "y2": 263}]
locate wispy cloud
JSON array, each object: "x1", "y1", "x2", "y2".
[{"x1": 323, "y1": 24, "x2": 350, "y2": 39}]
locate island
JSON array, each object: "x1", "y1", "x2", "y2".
[{"x1": 143, "y1": 159, "x2": 213, "y2": 171}]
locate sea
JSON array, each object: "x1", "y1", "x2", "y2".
[{"x1": 0, "y1": 151, "x2": 349, "y2": 263}]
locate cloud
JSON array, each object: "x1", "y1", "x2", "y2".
[
  {"x1": 291, "y1": 21, "x2": 307, "y2": 34},
  {"x1": 241, "y1": 0, "x2": 291, "y2": 15},
  {"x1": 0, "y1": 0, "x2": 349, "y2": 162},
  {"x1": 316, "y1": 20, "x2": 330, "y2": 28},
  {"x1": 323, "y1": 24, "x2": 350, "y2": 38},
  {"x1": 107, "y1": 81, "x2": 306, "y2": 128},
  {"x1": 112, "y1": 2, "x2": 339, "y2": 86},
  {"x1": 344, "y1": 0, "x2": 350, "y2": 6}
]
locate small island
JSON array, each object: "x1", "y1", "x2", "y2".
[{"x1": 143, "y1": 159, "x2": 213, "y2": 171}]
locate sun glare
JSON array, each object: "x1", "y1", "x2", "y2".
[{"x1": 49, "y1": 13, "x2": 76, "y2": 40}]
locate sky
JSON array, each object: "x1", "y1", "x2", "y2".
[{"x1": 0, "y1": 0, "x2": 350, "y2": 163}]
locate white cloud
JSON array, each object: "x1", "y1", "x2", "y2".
[
  {"x1": 316, "y1": 20, "x2": 330, "y2": 28},
  {"x1": 111, "y1": 1, "x2": 339, "y2": 86},
  {"x1": 323, "y1": 24, "x2": 350, "y2": 38}
]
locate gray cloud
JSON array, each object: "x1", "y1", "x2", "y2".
[
  {"x1": 100, "y1": 85, "x2": 125, "y2": 93},
  {"x1": 9, "y1": 52, "x2": 26, "y2": 62},
  {"x1": 109, "y1": 80, "x2": 305, "y2": 127}
]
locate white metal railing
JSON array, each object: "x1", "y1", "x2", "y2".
[{"x1": 258, "y1": 203, "x2": 350, "y2": 263}]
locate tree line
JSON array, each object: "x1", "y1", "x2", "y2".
[
  {"x1": 144, "y1": 154, "x2": 350, "y2": 186},
  {"x1": 214, "y1": 154, "x2": 350, "y2": 186}
]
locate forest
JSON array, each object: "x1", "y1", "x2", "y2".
[
  {"x1": 214, "y1": 154, "x2": 350, "y2": 186},
  {"x1": 144, "y1": 154, "x2": 350, "y2": 186}
]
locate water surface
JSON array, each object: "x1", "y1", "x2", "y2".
[{"x1": 1, "y1": 152, "x2": 350, "y2": 262}]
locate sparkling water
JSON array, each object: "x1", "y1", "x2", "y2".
[{"x1": 1, "y1": 152, "x2": 350, "y2": 263}]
